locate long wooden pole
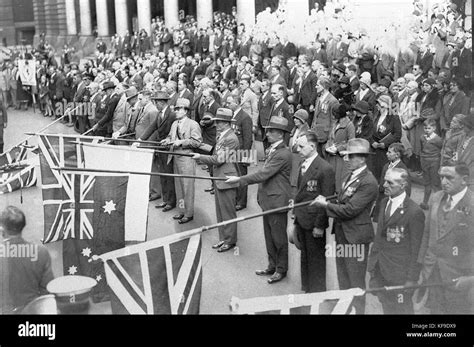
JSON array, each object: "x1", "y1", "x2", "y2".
[{"x1": 52, "y1": 166, "x2": 228, "y2": 181}]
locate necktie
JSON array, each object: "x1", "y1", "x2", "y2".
[
  {"x1": 343, "y1": 171, "x2": 354, "y2": 190},
  {"x1": 301, "y1": 161, "x2": 308, "y2": 175},
  {"x1": 443, "y1": 195, "x2": 453, "y2": 213},
  {"x1": 385, "y1": 199, "x2": 392, "y2": 221}
]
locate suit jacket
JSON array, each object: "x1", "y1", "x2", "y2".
[
  {"x1": 327, "y1": 167, "x2": 379, "y2": 244},
  {"x1": 311, "y1": 92, "x2": 340, "y2": 143},
  {"x1": 418, "y1": 189, "x2": 474, "y2": 283},
  {"x1": 0, "y1": 237, "x2": 54, "y2": 313},
  {"x1": 334, "y1": 42, "x2": 349, "y2": 63},
  {"x1": 368, "y1": 195, "x2": 425, "y2": 283},
  {"x1": 297, "y1": 71, "x2": 318, "y2": 108},
  {"x1": 313, "y1": 48, "x2": 328, "y2": 66},
  {"x1": 241, "y1": 88, "x2": 259, "y2": 125},
  {"x1": 353, "y1": 114, "x2": 375, "y2": 144},
  {"x1": 354, "y1": 88, "x2": 376, "y2": 112},
  {"x1": 294, "y1": 155, "x2": 336, "y2": 230},
  {"x1": 231, "y1": 108, "x2": 253, "y2": 151},
  {"x1": 129, "y1": 102, "x2": 158, "y2": 140},
  {"x1": 178, "y1": 88, "x2": 194, "y2": 105},
  {"x1": 416, "y1": 51, "x2": 434, "y2": 76},
  {"x1": 270, "y1": 100, "x2": 294, "y2": 133},
  {"x1": 240, "y1": 142, "x2": 292, "y2": 211},
  {"x1": 258, "y1": 90, "x2": 273, "y2": 129},
  {"x1": 112, "y1": 94, "x2": 131, "y2": 132},
  {"x1": 372, "y1": 112, "x2": 402, "y2": 146},
  {"x1": 97, "y1": 92, "x2": 121, "y2": 133},
  {"x1": 199, "y1": 129, "x2": 240, "y2": 190},
  {"x1": 165, "y1": 116, "x2": 202, "y2": 154}
]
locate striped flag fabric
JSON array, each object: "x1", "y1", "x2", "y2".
[
  {"x1": 0, "y1": 161, "x2": 37, "y2": 194},
  {"x1": 38, "y1": 134, "x2": 103, "y2": 243},
  {"x1": 0, "y1": 144, "x2": 28, "y2": 167},
  {"x1": 229, "y1": 288, "x2": 365, "y2": 315},
  {"x1": 100, "y1": 232, "x2": 202, "y2": 314}
]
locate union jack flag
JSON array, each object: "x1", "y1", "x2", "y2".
[
  {"x1": 0, "y1": 144, "x2": 28, "y2": 167},
  {"x1": 0, "y1": 163, "x2": 37, "y2": 194},
  {"x1": 38, "y1": 134, "x2": 103, "y2": 243},
  {"x1": 101, "y1": 232, "x2": 202, "y2": 314}
]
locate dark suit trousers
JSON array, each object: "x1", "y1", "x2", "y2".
[
  {"x1": 150, "y1": 155, "x2": 162, "y2": 197},
  {"x1": 157, "y1": 153, "x2": 176, "y2": 206},
  {"x1": 236, "y1": 163, "x2": 248, "y2": 207},
  {"x1": 298, "y1": 225, "x2": 326, "y2": 293},
  {"x1": 214, "y1": 187, "x2": 237, "y2": 245},
  {"x1": 334, "y1": 221, "x2": 369, "y2": 314},
  {"x1": 371, "y1": 263, "x2": 414, "y2": 314},
  {"x1": 263, "y1": 212, "x2": 289, "y2": 274}
]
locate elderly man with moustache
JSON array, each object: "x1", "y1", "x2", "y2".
[
  {"x1": 226, "y1": 116, "x2": 292, "y2": 284},
  {"x1": 368, "y1": 168, "x2": 425, "y2": 314},
  {"x1": 418, "y1": 163, "x2": 474, "y2": 314},
  {"x1": 311, "y1": 138, "x2": 378, "y2": 314}
]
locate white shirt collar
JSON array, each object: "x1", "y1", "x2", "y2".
[
  {"x1": 303, "y1": 152, "x2": 318, "y2": 169},
  {"x1": 351, "y1": 165, "x2": 367, "y2": 178},
  {"x1": 274, "y1": 99, "x2": 283, "y2": 108},
  {"x1": 269, "y1": 139, "x2": 284, "y2": 151},
  {"x1": 388, "y1": 159, "x2": 401, "y2": 169},
  {"x1": 387, "y1": 191, "x2": 407, "y2": 215},
  {"x1": 449, "y1": 187, "x2": 468, "y2": 209}
]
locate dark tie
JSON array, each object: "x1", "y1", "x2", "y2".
[
  {"x1": 343, "y1": 171, "x2": 353, "y2": 190},
  {"x1": 385, "y1": 199, "x2": 392, "y2": 221},
  {"x1": 443, "y1": 194, "x2": 453, "y2": 213}
]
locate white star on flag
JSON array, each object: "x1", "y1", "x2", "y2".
[
  {"x1": 68, "y1": 265, "x2": 78, "y2": 275},
  {"x1": 81, "y1": 247, "x2": 92, "y2": 258},
  {"x1": 96, "y1": 275, "x2": 102, "y2": 282},
  {"x1": 102, "y1": 200, "x2": 116, "y2": 215}
]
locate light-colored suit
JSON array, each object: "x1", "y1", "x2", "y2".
[
  {"x1": 166, "y1": 116, "x2": 202, "y2": 217},
  {"x1": 240, "y1": 88, "x2": 259, "y2": 126},
  {"x1": 112, "y1": 93, "x2": 131, "y2": 133},
  {"x1": 200, "y1": 129, "x2": 240, "y2": 245}
]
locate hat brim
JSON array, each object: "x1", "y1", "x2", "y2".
[
  {"x1": 292, "y1": 115, "x2": 308, "y2": 123},
  {"x1": 127, "y1": 93, "x2": 139, "y2": 100}
]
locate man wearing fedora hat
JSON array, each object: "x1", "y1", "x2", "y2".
[
  {"x1": 226, "y1": 116, "x2": 292, "y2": 284},
  {"x1": 312, "y1": 138, "x2": 378, "y2": 313},
  {"x1": 160, "y1": 98, "x2": 202, "y2": 224},
  {"x1": 114, "y1": 86, "x2": 140, "y2": 138},
  {"x1": 92, "y1": 81, "x2": 119, "y2": 137},
  {"x1": 138, "y1": 90, "x2": 177, "y2": 210},
  {"x1": 192, "y1": 108, "x2": 240, "y2": 252}
]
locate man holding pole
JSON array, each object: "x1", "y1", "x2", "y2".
[
  {"x1": 192, "y1": 108, "x2": 240, "y2": 252},
  {"x1": 311, "y1": 138, "x2": 378, "y2": 313},
  {"x1": 226, "y1": 116, "x2": 292, "y2": 284},
  {"x1": 160, "y1": 98, "x2": 202, "y2": 224},
  {"x1": 368, "y1": 168, "x2": 425, "y2": 314}
]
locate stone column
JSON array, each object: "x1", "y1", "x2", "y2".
[
  {"x1": 95, "y1": 0, "x2": 110, "y2": 37},
  {"x1": 79, "y1": 0, "x2": 92, "y2": 35},
  {"x1": 164, "y1": 0, "x2": 179, "y2": 29},
  {"x1": 115, "y1": 0, "x2": 129, "y2": 36},
  {"x1": 237, "y1": 0, "x2": 255, "y2": 31},
  {"x1": 197, "y1": 0, "x2": 213, "y2": 29},
  {"x1": 64, "y1": 0, "x2": 77, "y2": 35},
  {"x1": 137, "y1": 0, "x2": 152, "y2": 34}
]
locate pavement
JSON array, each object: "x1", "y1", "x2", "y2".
[{"x1": 1, "y1": 107, "x2": 426, "y2": 314}]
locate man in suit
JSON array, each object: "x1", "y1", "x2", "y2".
[
  {"x1": 226, "y1": 116, "x2": 292, "y2": 284},
  {"x1": 270, "y1": 84, "x2": 294, "y2": 146},
  {"x1": 292, "y1": 132, "x2": 335, "y2": 293},
  {"x1": 346, "y1": 64, "x2": 360, "y2": 92},
  {"x1": 0, "y1": 206, "x2": 54, "y2": 314},
  {"x1": 177, "y1": 78, "x2": 194, "y2": 105},
  {"x1": 418, "y1": 163, "x2": 474, "y2": 313},
  {"x1": 225, "y1": 93, "x2": 253, "y2": 211},
  {"x1": 110, "y1": 83, "x2": 130, "y2": 139},
  {"x1": 239, "y1": 76, "x2": 259, "y2": 128},
  {"x1": 453, "y1": 38, "x2": 472, "y2": 89},
  {"x1": 296, "y1": 62, "x2": 318, "y2": 120},
  {"x1": 92, "y1": 81, "x2": 120, "y2": 138},
  {"x1": 258, "y1": 79, "x2": 274, "y2": 150},
  {"x1": 87, "y1": 82, "x2": 104, "y2": 131},
  {"x1": 416, "y1": 44, "x2": 434, "y2": 78},
  {"x1": 368, "y1": 168, "x2": 425, "y2": 314},
  {"x1": 286, "y1": 57, "x2": 298, "y2": 88},
  {"x1": 73, "y1": 72, "x2": 92, "y2": 132},
  {"x1": 312, "y1": 138, "x2": 379, "y2": 313},
  {"x1": 193, "y1": 108, "x2": 240, "y2": 252},
  {"x1": 313, "y1": 40, "x2": 328, "y2": 66},
  {"x1": 137, "y1": 91, "x2": 176, "y2": 210},
  {"x1": 0, "y1": 95, "x2": 7, "y2": 153},
  {"x1": 160, "y1": 98, "x2": 202, "y2": 224},
  {"x1": 311, "y1": 77, "x2": 340, "y2": 156}
]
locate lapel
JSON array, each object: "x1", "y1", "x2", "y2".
[
  {"x1": 340, "y1": 168, "x2": 367, "y2": 198},
  {"x1": 265, "y1": 142, "x2": 285, "y2": 166},
  {"x1": 437, "y1": 190, "x2": 472, "y2": 240},
  {"x1": 297, "y1": 156, "x2": 320, "y2": 195},
  {"x1": 382, "y1": 195, "x2": 408, "y2": 229}
]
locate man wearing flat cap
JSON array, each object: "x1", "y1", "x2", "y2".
[
  {"x1": 161, "y1": 98, "x2": 202, "y2": 224},
  {"x1": 226, "y1": 116, "x2": 293, "y2": 284},
  {"x1": 312, "y1": 138, "x2": 378, "y2": 314},
  {"x1": 192, "y1": 108, "x2": 240, "y2": 253}
]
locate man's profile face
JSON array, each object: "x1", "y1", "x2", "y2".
[
  {"x1": 440, "y1": 167, "x2": 467, "y2": 195},
  {"x1": 383, "y1": 171, "x2": 405, "y2": 197}
]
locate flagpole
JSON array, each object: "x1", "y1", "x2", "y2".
[
  {"x1": 2, "y1": 105, "x2": 83, "y2": 156},
  {"x1": 52, "y1": 166, "x2": 229, "y2": 181},
  {"x1": 364, "y1": 280, "x2": 458, "y2": 294}
]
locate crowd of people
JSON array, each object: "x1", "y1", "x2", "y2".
[{"x1": 0, "y1": 0, "x2": 472, "y2": 315}]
